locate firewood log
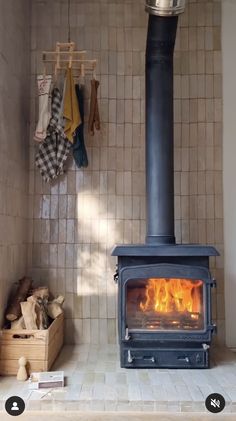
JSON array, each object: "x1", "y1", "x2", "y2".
[
  {"x1": 6, "y1": 277, "x2": 33, "y2": 321},
  {"x1": 11, "y1": 316, "x2": 25, "y2": 330},
  {"x1": 29, "y1": 286, "x2": 49, "y2": 329},
  {"x1": 32, "y1": 287, "x2": 49, "y2": 300},
  {"x1": 20, "y1": 301, "x2": 38, "y2": 330},
  {"x1": 27, "y1": 296, "x2": 49, "y2": 330},
  {"x1": 47, "y1": 295, "x2": 65, "y2": 319},
  {"x1": 27, "y1": 296, "x2": 43, "y2": 330},
  {"x1": 37, "y1": 297, "x2": 49, "y2": 329}
]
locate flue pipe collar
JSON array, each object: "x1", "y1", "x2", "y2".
[{"x1": 145, "y1": 0, "x2": 185, "y2": 16}]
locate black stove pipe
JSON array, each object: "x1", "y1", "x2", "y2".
[{"x1": 145, "y1": 14, "x2": 178, "y2": 245}]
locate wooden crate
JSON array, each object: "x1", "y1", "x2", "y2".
[{"x1": 0, "y1": 313, "x2": 64, "y2": 376}]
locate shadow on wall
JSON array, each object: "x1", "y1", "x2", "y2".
[{"x1": 30, "y1": 184, "x2": 144, "y2": 344}]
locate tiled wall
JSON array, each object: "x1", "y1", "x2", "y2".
[
  {"x1": 0, "y1": 1, "x2": 30, "y2": 326},
  {"x1": 173, "y1": 0, "x2": 224, "y2": 344},
  {"x1": 29, "y1": 0, "x2": 224, "y2": 344}
]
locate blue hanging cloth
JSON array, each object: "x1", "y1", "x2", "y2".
[{"x1": 73, "y1": 84, "x2": 88, "y2": 168}]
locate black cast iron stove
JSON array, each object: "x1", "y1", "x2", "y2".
[{"x1": 112, "y1": 0, "x2": 219, "y2": 369}]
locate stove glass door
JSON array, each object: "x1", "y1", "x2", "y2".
[{"x1": 126, "y1": 277, "x2": 204, "y2": 331}]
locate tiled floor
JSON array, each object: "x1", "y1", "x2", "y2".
[
  {"x1": 0, "y1": 345, "x2": 236, "y2": 414},
  {"x1": 1, "y1": 414, "x2": 236, "y2": 421}
]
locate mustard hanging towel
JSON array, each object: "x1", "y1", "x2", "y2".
[{"x1": 63, "y1": 67, "x2": 81, "y2": 143}]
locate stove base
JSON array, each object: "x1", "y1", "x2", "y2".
[{"x1": 120, "y1": 345, "x2": 209, "y2": 368}]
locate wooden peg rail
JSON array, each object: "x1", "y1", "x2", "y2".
[{"x1": 42, "y1": 42, "x2": 97, "y2": 78}]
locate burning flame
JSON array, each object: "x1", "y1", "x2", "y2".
[{"x1": 140, "y1": 278, "x2": 203, "y2": 314}]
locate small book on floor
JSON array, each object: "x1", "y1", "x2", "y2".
[{"x1": 29, "y1": 371, "x2": 64, "y2": 389}]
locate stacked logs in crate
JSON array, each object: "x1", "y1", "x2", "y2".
[{"x1": 5, "y1": 277, "x2": 65, "y2": 330}]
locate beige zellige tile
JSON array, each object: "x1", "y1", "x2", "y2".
[
  {"x1": 214, "y1": 147, "x2": 222, "y2": 171},
  {"x1": 205, "y1": 27, "x2": 213, "y2": 51},
  {"x1": 197, "y1": 51, "x2": 205, "y2": 74},
  {"x1": 50, "y1": 220, "x2": 58, "y2": 244},
  {"x1": 181, "y1": 220, "x2": 190, "y2": 243},
  {"x1": 124, "y1": 27, "x2": 132, "y2": 50},
  {"x1": 181, "y1": 124, "x2": 189, "y2": 147},
  {"x1": 197, "y1": 99, "x2": 206, "y2": 122},
  {"x1": 132, "y1": 52, "x2": 142, "y2": 76},
  {"x1": 206, "y1": 51, "x2": 214, "y2": 74},
  {"x1": 180, "y1": 172, "x2": 189, "y2": 195},
  {"x1": 41, "y1": 219, "x2": 50, "y2": 244},
  {"x1": 133, "y1": 76, "x2": 141, "y2": 99},
  {"x1": 206, "y1": 195, "x2": 214, "y2": 219},
  {"x1": 117, "y1": 75, "x2": 124, "y2": 100},
  {"x1": 189, "y1": 123, "x2": 198, "y2": 147},
  {"x1": 189, "y1": 75, "x2": 197, "y2": 99},
  {"x1": 189, "y1": 26, "x2": 197, "y2": 51},
  {"x1": 124, "y1": 100, "x2": 133, "y2": 123},
  {"x1": 190, "y1": 99, "x2": 197, "y2": 123},
  {"x1": 189, "y1": 2, "x2": 197, "y2": 27},
  {"x1": 174, "y1": 171, "x2": 181, "y2": 195},
  {"x1": 206, "y1": 147, "x2": 214, "y2": 171},
  {"x1": 206, "y1": 171, "x2": 215, "y2": 194},
  {"x1": 197, "y1": 27, "x2": 205, "y2": 50},
  {"x1": 101, "y1": 75, "x2": 109, "y2": 100},
  {"x1": 109, "y1": 27, "x2": 116, "y2": 51},
  {"x1": 117, "y1": 100, "x2": 125, "y2": 124},
  {"x1": 189, "y1": 219, "x2": 198, "y2": 243},
  {"x1": 117, "y1": 52, "x2": 125, "y2": 75},
  {"x1": 214, "y1": 74, "x2": 222, "y2": 98},
  {"x1": 206, "y1": 122, "x2": 214, "y2": 146},
  {"x1": 214, "y1": 171, "x2": 223, "y2": 195},
  {"x1": 59, "y1": 195, "x2": 67, "y2": 219},
  {"x1": 215, "y1": 195, "x2": 223, "y2": 219},
  {"x1": 132, "y1": 196, "x2": 141, "y2": 220},
  {"x1": 213, "y1": 50, "x2": 222, "y2": 75},
  {"x1": 109, "y1": 51, "x2": 117, "y2": 75},
  {"x1": 117, "y1": 27, "x2": 125, "y2": 51},
  {"x1": 189, "y1": 51, "x2": 197, "y2": 75},
  {"x1": 214, "y1": 98, "x2": 222, "y2": 122},
  {"x1": 181, "y1": 196, "x2": 189, "y2": 219},
  {"x1": 197, "y1": 172, "x2": 206, "y2": 195},
  {"x1": 215, "y1": 219, "x2": 224, "y2": 244},
  {"x1": 206, "y1": 2, "x2": 213, "y2": 26},
  {"x1": 116, "y1": 172, "x2": 124, "y2": 196},
  {"x1": 213, "y1": 26, "x2": 221, "y2": 51},
  {"x1": 197, "y1": 195, "x2": 206, "y2": 219},
  {"x1": 50, "y1": 195, "x2": 58, "y2": 219},
  {"x1": 189, "y1": 196, "x2": 198, "y2": 219},
  {"x1": 67, "y1": 171, "x2": 76, "y2": 194},
  {"x1": 108, "y1": 100, "x2": 116, "y2": 124}
]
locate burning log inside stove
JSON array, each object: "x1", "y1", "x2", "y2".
[{"x1": 127, "y1": 310, "x2": 204, "y2": 331}]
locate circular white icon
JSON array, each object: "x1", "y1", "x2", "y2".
[{"x1": 11, "y1": 402, "x2": 19, "y2": 411}]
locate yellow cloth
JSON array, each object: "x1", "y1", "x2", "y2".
[{"x1": 63, "y1": 67, "x2": 81, "y2": 143}]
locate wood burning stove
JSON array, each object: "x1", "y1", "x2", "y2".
[
  {"x1": 112, "y1": 245, "x2": 218, "y2": 368},
  {"x1": 112, "y1": 0, "x2": 219, "y2": 369}
]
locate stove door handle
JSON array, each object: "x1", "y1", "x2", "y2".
[
  {"x1": 125, "y1": 328, "x2": 131, "y2": 341},
  {"x1": 177, "y1": 356, "x2": 190, "y2": 363},
  {"x1": 127, "y1": 350, "x2": 133, "y2": 363},
  {"x1": 143, "y1": 356, "x2": 155, "y2": 363}
]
